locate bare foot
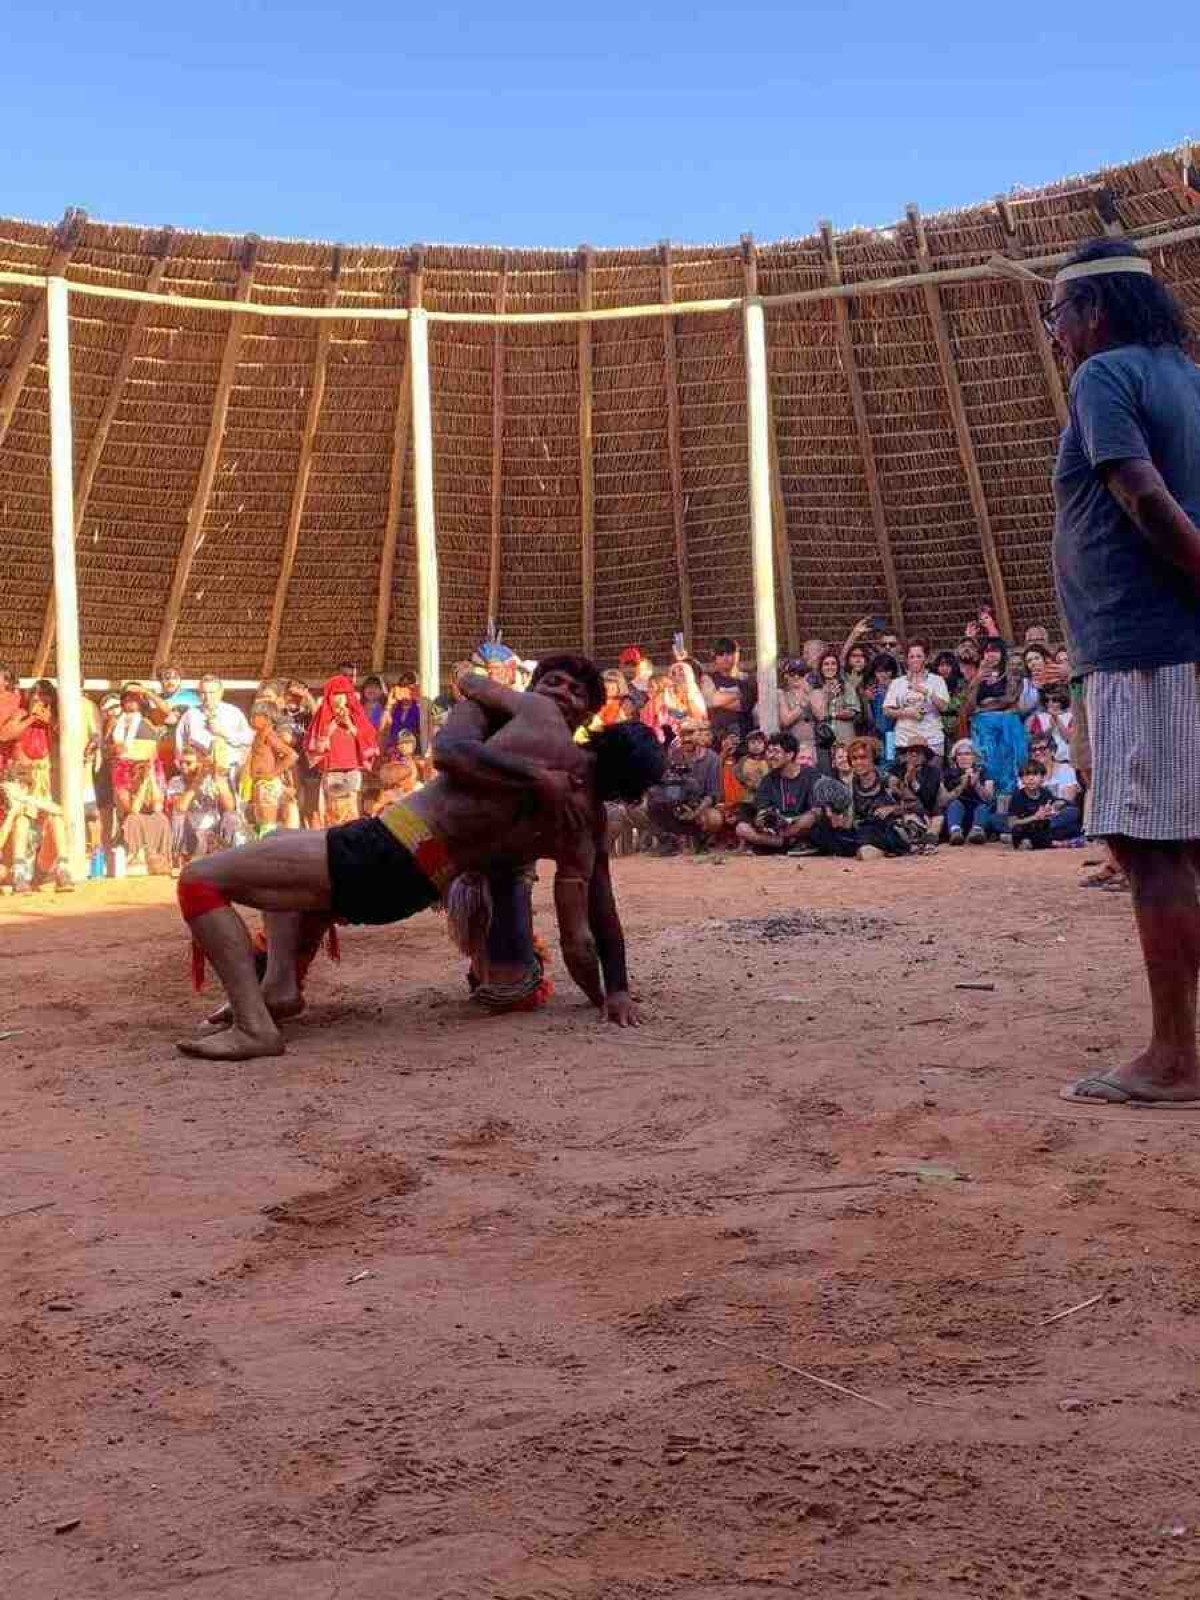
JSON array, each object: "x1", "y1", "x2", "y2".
[
  {"x1": 197, "y1": 990, "x2": 305, "y2": 1036},
  {"x1": 177, "y1": 1025, "x2": 285, "y2": 1061}
]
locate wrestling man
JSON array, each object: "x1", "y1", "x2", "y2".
[{"x1": 176, "y1": 655, "x2": 663, "y2": 1061}]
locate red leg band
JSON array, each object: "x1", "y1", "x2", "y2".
[{"x1": 178, "y1": 878, "x2": 231, "y2": 922}]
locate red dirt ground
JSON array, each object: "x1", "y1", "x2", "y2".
[{"x1": 3, "y1": 850, "x2": 1200, "y2": 1600}]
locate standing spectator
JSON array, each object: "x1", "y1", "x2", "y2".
[
  {"x1": 307, "y1": 672, "x2": 379, "y2": 823},
  {"x1": 174, "y1": 675, "x2": 253, "y2": 779},
  {"x1": 382, "y1": 671, "x2": 422, "y2": 752},
  {"x1": 360, "y1": 675, "x2": 389, "y2": 732},
  {"x1": 618, "y1": 645, "x2": 654, "y2": 710},
  {"x1": 595, "y1": 671, "x2": 628, "y2": 727},
  {"x1": 279, "y1": 679, "x2": 319, "y2": 827},
  {"x1": 1008, "y1": 762, "x2": 1056, "y2": 851},
  {"x1": 883, "y1": 640, "x2": 950, "y2": 758},
  {"x1": 942, "y1": 739, "x2": 997, "y2": 844},
  {"x1": 109, "y1": 683, "x2": 164, "y2": 820},
  {"x1": 962, "y1": 639, "x2": 1028, "y2": 799},
  {"x1": 778, "y1": 660, "x2": 819, "y2": 754},
  {"x1": 863, "y1": 652, "x2": 900, "y2": 761},
  {"x1": 977, "y1": 603, "x2": 1003, "y2": 640},
  {"x1": 701, "y1": 638, "x2": 755, "y2": 743},
  {"x1": 0, "y1": 681, "x2": 73, "y2": 891},
  {"x1": 932, "y1": 650, "x2": 967, "y2": 752},
  {"x1": 1027, "y1": 683, "x2": 1075, "y2": 760},
  {"x1": 812, "y1": 650, "x2": 861, "y2": 747},
  {"x1": 247, "y1": 700, "x2": 299, "y2": 835}
]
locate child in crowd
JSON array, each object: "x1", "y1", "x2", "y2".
[
  {"x1": 247, "y1": 700, "x2": 299, "y2": 836},
  {"x1": 1008, "y1": 762, "x2": 1056, "y2": 851}
]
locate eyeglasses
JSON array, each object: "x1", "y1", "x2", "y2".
[{"x1": 1041, "y1": 297, "x2": 1077, "y2": 336}]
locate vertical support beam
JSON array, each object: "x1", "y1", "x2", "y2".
[
  {"x1": 371, "y1": 248, "x2": 422, "y2": 672},
  {"x1": 743, "y1": 298, "x2": 780, "y2": 735},
  {"x1": 741, "y1": 236, "x2": 798, "y2": 654},
  {"x1": 577, "y1": 245, "x2": 596, "y2": 655},
  {"x1": 906, "y1": 203, "x2": 1012, "y2": 641},
  {"x1": 658, "y1": 242, "x2": 694, "y2": 645},
  {"x1": 409, "y1": 306, "x2": 440, "y2": 746},
  {"x1": 46, "y1": 277, "x2": 86, "y2": 878},
  {"x1": 262, "y1": 245, "x2": 343, "y2": 677},
  {"x1": 0, "y1": 207, "x2": 86, "y2": 454},
  {"x1": 486, "y1": 254, "x2": 509, "y2": 625},
  {"x1": 34, "y1": 228, "x2": 174, "y2": 676},
  {"x1": 819, "y1": 220, "x2": 906, "y2": 638},
  {"x1": 994, "y1": 200, "x2": 1068, "y2": 429},
  {"x1": 154, "y1": 235, "x2": 259, "y2": 666}
]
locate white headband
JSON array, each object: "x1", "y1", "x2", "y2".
[{"x1": 1054, "y1": 256, "x2": 1153, "y2": 285}]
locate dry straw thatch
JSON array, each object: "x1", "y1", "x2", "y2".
[{"x1": 2, "y1": 146, "x2": 1198, "y2": 681}]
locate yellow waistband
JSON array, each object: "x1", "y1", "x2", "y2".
[{"x1": 378, "y1": 800, "x2": 456, "y2": 894}]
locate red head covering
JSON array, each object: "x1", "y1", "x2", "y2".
[{"x1": 307, "y1": 674, "x2": 378, "y2": 769}]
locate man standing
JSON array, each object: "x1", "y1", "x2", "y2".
[
  {"x1": 1048, "y1": 237, "x2": 1200, "y2": 1106},
  {"x1": 175, "y1": 675, "x2": 254, "y2": 779},
  {"x1": 700, "y1": 638, "x2": 756, "y2": 744}
]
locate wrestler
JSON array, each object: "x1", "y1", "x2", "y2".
[
  {"x1": 175, "y1": 655, "x2": 664, "y2": 1062},
  {"x1": 438, "y1": 657, "x2": 644, "y2": 1025}
]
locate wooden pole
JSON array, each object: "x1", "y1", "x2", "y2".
[
  {"x1": 409, "y1": 306, "x2": 439, "y2": 746},
  {"x1": 658, "y1": 242, "x2": 694, "y2": 646},
  {"x1": 262, "y1": 246, "x2": 343, "y2": 678},
  {"x1": 906, "y1": 203, "x2": 1012, "y2": 641},
  {"x1": 371, "y1": 248, "x2": 422, "y2": 673},
  {"x1": 743, "y1": 298, "x2": 779, "y2": 734},
  {"x1": 45, "y1": 278, "x2": 86, "y2": 878},
  {"x1": 487, "y1": 255, "x2": 509, "y2": 625},
  {"x1": 741, "y1": 236, "x2": 797, "y2": 654},
  {"x1": 994, "y1": 199, "x2": 1068, "y2": 430},
  {"x1": 154, "y1": 235, "x2": 259, "y2": 667},
  {"x1": 819, "y1": 220, "x2": 906, "y2": 638},
  {"x1": 577, "y1": 245, "x2": 596, "y2": 655},
  {"x1": 0, "y1": 208, "x2": 85, "y2": 455},
  {"x1": 34, "y1": 229, "x2": 174, "y2": 677}
]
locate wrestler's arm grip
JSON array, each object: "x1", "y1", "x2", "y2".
[{"x1": 553, "y1": 868, "x2": 604, "y2": 1009}]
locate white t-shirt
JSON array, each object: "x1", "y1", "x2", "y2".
[{"x1": 883, "y1": 672, "x2": 950, "y2": 754}]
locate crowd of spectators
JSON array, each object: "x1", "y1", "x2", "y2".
[{"x1": 0, "y1": 605, "x2": 1091, "y2": 895}]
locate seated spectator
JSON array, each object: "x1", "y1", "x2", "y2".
[
  {"x1": 847, "y1": 737, "x2": 917, "y2": 857},
  {"x1": 1029, "y1": 733, "x2": 1084, "y2": 843},
  {"x1": 307, "y1": 673, "x2": 378, "y2": 823},
  {"x1": 175, "y1": 675, "x2": 254, "y2": 779},
  {"x1": 883, "y1": 639, "x2": 950, "y2": 759},
  {"x1": 962, "y1": 638, "x2": 1028, "y2": 798},
  {"x1": 108, "y1": 683, "x2": 164, "y2": 820},
  {"x1": 812, "y1": 650, "x2": 862, "y2": 747},
  {"x1": 735, "y1": 730, "x2": 769, "y2": 799},
  {"x1": 701, "y1": 637, "x2": 756, "y2": 744},
  {"x1": 371, "y1": 730, "x2": 424, "y2": 814},
  {"x1": 942, "y1": 739, "x2": 998, "y2": 844},
  {"x1": 248, "y1": 699, "x2": 300, "y2": 836},
  {"x1": 890, "y1": 740, "x2": 943, "y2": 845},
  {"x1": 166, "y1": 748, "x2": 241, "y2": 860},
  {"x1": 735, "y1": 731, "x2": 857, "y2": 857},
  {"x1": 642, "y1": 720, "x2": 724, "y2": 853},
  {"x1": 1008, "y1": 762, "x2": 1056, "y2": 851}
]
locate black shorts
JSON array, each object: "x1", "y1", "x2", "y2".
[{"x1": 325, "y1": 816, "x2": 442, "y2": 926}]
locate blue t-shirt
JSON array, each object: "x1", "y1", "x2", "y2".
[{"x1": 1053, "y1": 344, "x2": 1200, "y2": 675}]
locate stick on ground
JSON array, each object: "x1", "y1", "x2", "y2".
[
  {"x1": 705, "y1": 1335, "x2": 895, "y2": 1411},
  {"x1": 1038, "y1": 1291, "x2": 1105, "y2": 1326}
]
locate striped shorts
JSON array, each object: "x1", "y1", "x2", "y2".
[{"x1": 1085, "y1": 663, "x2": 1200, "y2": 840}]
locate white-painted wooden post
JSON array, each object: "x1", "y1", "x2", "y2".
[
  {"x1": 408, "y1": 308, "x2": 440, "y2": 744},
  {"x1": 46, "y1": 276, "x2": 87, "y2": 877},
  {"x1": 743, "y1": 297, "x2": 779, "y2": 733}
]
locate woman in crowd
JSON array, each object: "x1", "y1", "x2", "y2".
[
  {"x1": 109, "y1": 683, "x2": 166, "y2": 821},
  {"x1": 962, "y1": 637, "x2": 1028, "y2": 798},
  {"x1": 932, "y1": 651, "x2": 966, "y2": 753},
  {"x1": 846, "y1": 737, "x2": 914, "y2": 857},
  {"x1": 942, "y1": 738, "x2": 997, "y2": 844},
  {"x1": 778, "y1": 659, "x2": 819, "y2": 755},
  {"x1": 306, "y1": 672, "x2": 378, "y2": 823},
  {"x1": 883, "y1": 639, "x2": 950, "y2": 760},
  {"x1": 862, "y1": 652, "x2": 900, "y2": 762},
  {"x1": 1029, "y1": 733, "x2": 1084, "y2": 842},
  {"x1": 0, "y1": 680, "x2": 73, "y2": 892},
  {"x1": 812, "y1": 650, "x2": 862, "y2": 747},
  {"x1": 360, "y1": 675, "x2": 389, "y2": 732},
  {"x1": 595, "y1": 670, "x2": 628, "y2": 727}
]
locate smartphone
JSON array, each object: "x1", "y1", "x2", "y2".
[{"x1": 869, "y1": 615, "x2": 888, "y2": 633}]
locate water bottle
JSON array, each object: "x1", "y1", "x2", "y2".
[{"x1": 111, "y1": 845, "x2": 127, "y2": 879}]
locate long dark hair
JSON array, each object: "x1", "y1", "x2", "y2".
[{"x1": 1063, "y1": 238, "x2": 1194, "y2": 352}]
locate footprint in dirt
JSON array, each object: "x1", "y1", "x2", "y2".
[{"x1": 262, "y1": 1157, "x2": 422, "y2": 1227}]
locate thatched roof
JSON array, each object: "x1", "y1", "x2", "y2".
[{"x1": 2, "y1": 146, "x2": 1198, "y2": 680}]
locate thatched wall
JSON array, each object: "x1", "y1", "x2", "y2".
[{"x1": 2, "y1": 147, "x2": 1198, "y2": 681}]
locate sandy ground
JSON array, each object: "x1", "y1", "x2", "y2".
[{"x1": 3, "y1": 848, "x2": 1200, "y2": 1599}]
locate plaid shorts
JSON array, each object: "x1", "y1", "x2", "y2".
[{"x1": 1085, "y1": 663, "x2": 1200, "y2": 840}]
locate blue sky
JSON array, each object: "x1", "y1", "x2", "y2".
[{"x1": 3, "y1": 2, "x2": 1195, "y2": 247}]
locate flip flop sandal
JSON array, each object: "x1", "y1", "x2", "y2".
[{"x1": 1060, "y1": 1076, "x2": 1200, "y2": 1109}]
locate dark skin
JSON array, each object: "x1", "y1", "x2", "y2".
[
  {"x1": 1050, "y1": 279, "x2": 1200, "y2": 1100},
  {"x1": 436, "y1": 671, "x2": 640, "y2": 1026}
]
